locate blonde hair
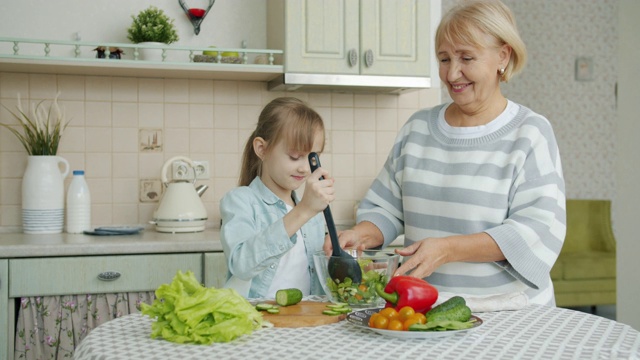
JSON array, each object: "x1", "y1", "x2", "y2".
[
  {"x1": 436, "y1": 0, "x2": 527, "y2": 82},
  {"x1": 239, "y1": 97, "x2": 325, "y2": 186}
]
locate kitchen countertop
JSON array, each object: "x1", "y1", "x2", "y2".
[
  {"x1": 0, "y1": 229, "x2": 223, "y2": 258},
  {"x1": 0, "y1": 227, "x2": 405, "y2": 259}
]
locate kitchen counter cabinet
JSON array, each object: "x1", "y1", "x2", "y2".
[
  {"x1": 0, "y1": 229, "x2": 225, "y2": 360},
  {"x1": 204, "y1": 252, "x2": 229, "y2": 289},
  {"x1": 1, "y1": 260, "x2": 8, "y2": 360}
]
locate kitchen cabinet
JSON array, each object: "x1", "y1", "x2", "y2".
[
  {"x1": 0, "y1": 230, "x2": 224, "y2": 360},
  {"x1": 204, "y1": 252, "x2": 229, "y2": 289},
  {"x1": 267, "y1": 0, "x2": 438, "y2": 77},
  {"x1": 1, "y1": 260, "x2": 8, "y2": 359},
  {"x1": 4, "y1": 253, "x2": 206, "y2": 359}
]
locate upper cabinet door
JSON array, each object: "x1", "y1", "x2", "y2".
[
  {"x1": 269, "y1": 0, "x2": 437, "y2": 78},
  {"x1": 360, "y1": 0, "x2": 430, "y2": 77},
  {"x1": 284, "y1": 0, "x2": 360, "y2": 74}
]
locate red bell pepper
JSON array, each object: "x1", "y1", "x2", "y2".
[{"x1": 375, "y1": 276, "x2": 438, "y2": 314}]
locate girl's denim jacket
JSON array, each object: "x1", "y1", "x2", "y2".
[{"x1": 220, "y1": 176, "x2": 325, "y2": 298}]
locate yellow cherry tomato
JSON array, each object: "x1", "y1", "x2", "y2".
[
  {"x1": 372, "y1": 314, "x2": 390, "y2": 329},
  {"x1": 411, "y1": 312, "x2": 427, "y2": 325},
  {"x1": 368, "y1": 313, "x2": 381, "y2": 327},
  {"x1": 402, "y1": 313, "x2": 427, "y2": 331},
  {"x1": 378, "y1": 307, "x2": 400, "y2": 322},
  {"x1": 398, "y1": 306, "x2": 416, "y2": 321},
  {"x1": 387, "y1": 319, "x2": 404, "y2": 331}
]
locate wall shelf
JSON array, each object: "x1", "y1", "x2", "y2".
[{"x1": 0, "y1": 37, "x2": 283, "y2": 82}]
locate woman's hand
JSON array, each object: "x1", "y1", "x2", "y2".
[
  {"x1": 393, "y1": 238, "x2": 450, "y2": 278},
  {"x1": 322, "y1": 221, "x2": 384, "y2": 255},
  {"x1": 322, "y1": 229, "x2": 365, "y2": 255},
  {"x1": 393, "y1": 233, "x2": 504, "y2": 278}
]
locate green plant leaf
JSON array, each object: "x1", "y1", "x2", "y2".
[{"x1": 127, "y1": 6, "x2": 179, "y2": 44}]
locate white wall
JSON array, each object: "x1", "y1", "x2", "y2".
[
  {"x1": 0, "y1": 0, "x2": 267, "y2": 49},
  {"x1": 616, "y1": 0, "x2": 640, "y2": 330}
]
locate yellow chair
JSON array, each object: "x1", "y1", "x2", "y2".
[{"x1": 551, "y1": 199, "x2": 616, "y2": 308}]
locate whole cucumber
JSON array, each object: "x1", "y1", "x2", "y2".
[
  {"x1": 275, "y1": 288, "x2": 303, "y2": 306},
  {"x1": 427, "y1": 304, "x2": 472, "y2": 322},
  {"x1": 426, "y1": 296, "x2": 466, "y2": 317}
]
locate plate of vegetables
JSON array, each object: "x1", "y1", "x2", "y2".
[{"x1": 346, "y1": 295, "x2": 483, "y2": 339}]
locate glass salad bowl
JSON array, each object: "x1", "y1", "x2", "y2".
[{"x1": 313, "y1": 249, "x2": 400, "y2": 308}]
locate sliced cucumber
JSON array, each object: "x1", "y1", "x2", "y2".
[
  {"x1": 326, "y1": 303, "x2": 348, "y2": 308},
  {"x1": 255, "y1": 303, "x2": 277, "y2": 311},
  {"x1": 335, "y1": 307, "x2": 352, "y2": 314},
  {"x1": 266, "y1": 308, "x2": 280, "y2": 314},
  {"x1": 322, "y1": 309, "x2": 341, "y2": 316}
]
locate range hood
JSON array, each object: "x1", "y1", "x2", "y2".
[{"x1": 268, "y1": 73, "x2": 432, "y2": 94}]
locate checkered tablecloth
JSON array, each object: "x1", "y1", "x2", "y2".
[{"x1": 74, "y1": 305, "x2": 640, "y2": 360}]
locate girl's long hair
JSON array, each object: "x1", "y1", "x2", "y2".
[{"x1": 239, "y1": 97, "x2": 325, "y2": 186}]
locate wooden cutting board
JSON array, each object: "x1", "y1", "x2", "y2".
[{"x1": 258, "y1": 301, "x2": 347, "y2": 328}]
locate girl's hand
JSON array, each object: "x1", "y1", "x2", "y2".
[
  {"x1": 299, "y1": 167, "x2": 335, "y2": 214},
  {"x1": 392, "y1": 237, "x2": 450, "y2": 278}
]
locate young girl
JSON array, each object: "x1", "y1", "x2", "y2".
[{"x1": 220, "y1": 97, "x2": 334, "y2": 299}]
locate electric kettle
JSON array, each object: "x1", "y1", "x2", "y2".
[{"x1": 150, "y1": 156, "x2": 208, "y2": 233}]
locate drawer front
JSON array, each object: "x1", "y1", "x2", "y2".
[{"x1": 9, "y1": 254, "x2": 203, "y2": 297}]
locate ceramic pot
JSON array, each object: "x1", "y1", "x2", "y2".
[
  {"x1": 137, "y1": 42, "x2": 165, "y2": 62},
  {"x1": 22, "y1": 156, "x2": 70, "y2": 234}
]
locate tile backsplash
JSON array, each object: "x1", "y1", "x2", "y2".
[{"x1": 0, "y1": 72, "x2": 441, "y2": 230}]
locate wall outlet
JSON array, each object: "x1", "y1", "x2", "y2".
[{"x1": 172, "y1": 160, "x2": 210, "y2": 180}]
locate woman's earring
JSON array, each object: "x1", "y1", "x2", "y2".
[{"x1": 499, "y1": 68, "x2": 505, "y2": 76}]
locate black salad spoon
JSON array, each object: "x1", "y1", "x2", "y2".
[{"x1": 308, "y1": 152, "x2": 362, "y2": 284}]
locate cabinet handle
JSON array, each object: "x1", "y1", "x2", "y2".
[
  {"x1": 364, "y1": 49, "x2": 374, "y2": 67},
  {"x1": 97, "y1": 271, "x2": 121, "y2": 281},
  {"x1": 348, "y1": 49, "x2": 358, "y2": 67}
]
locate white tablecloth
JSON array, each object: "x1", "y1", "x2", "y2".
[{"x1": 74, "y1": 305, "x2": 640, "y2": 360}]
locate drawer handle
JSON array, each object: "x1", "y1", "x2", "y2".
[{"x1": 97, "y1": 271, "x2": 121, "y2": 281}]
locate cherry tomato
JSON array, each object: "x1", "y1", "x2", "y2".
[
  {"x1": 387, "y1": 319, "x2": 404, "y2": 331},
  {"x1": 378, "y1": 308, "x2": 400, "y2": 322},
  {"x1": 398, "y1": 306, "x2": 416, "y2": 321},
  {"x1": 411, "y1": 312, "x2": 427, "y2": 325},
  {"x1": 368, "y1": 313, "x2": 381, "y2": 327},
  {"x1": 372, "y1": 314, "x2": 390, "y2": 329},
  {"x1": 401, "y1": 313, "x2": 425, "y2": 330}
]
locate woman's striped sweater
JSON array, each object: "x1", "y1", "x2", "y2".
[{"x1": 357, "y1": 101, "x2": 566, "y2": 305}]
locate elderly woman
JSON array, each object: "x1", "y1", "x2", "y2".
[{"x1": 331, "y1": 0, "x2": 565, "y2": 305}]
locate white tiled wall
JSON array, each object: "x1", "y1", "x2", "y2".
[
  {"x1": 0, "y1": 0, "x2": 620, "y2": 231},
  {"x1": 0, "y1": 72, "x2": 441, "y2": 229}
]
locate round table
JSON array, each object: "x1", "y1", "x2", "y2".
[{"x1": 73, "y1": 305, "x2": 640, "y2": 360}]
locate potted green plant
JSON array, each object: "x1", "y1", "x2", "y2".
[
  {"x1": 127, "y1": 6, "x2": 179, "y2": 61},
  {"x1": 0, "y1": 93, "x2": 71, "y2": 234}
]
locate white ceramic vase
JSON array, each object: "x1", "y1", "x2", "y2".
[
  {"x1": 138, "y1": 42, "x2": 165, "y2": 62},
  {"x1": 22, "y1": 156, "x2": 70, "y2": 234}
]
